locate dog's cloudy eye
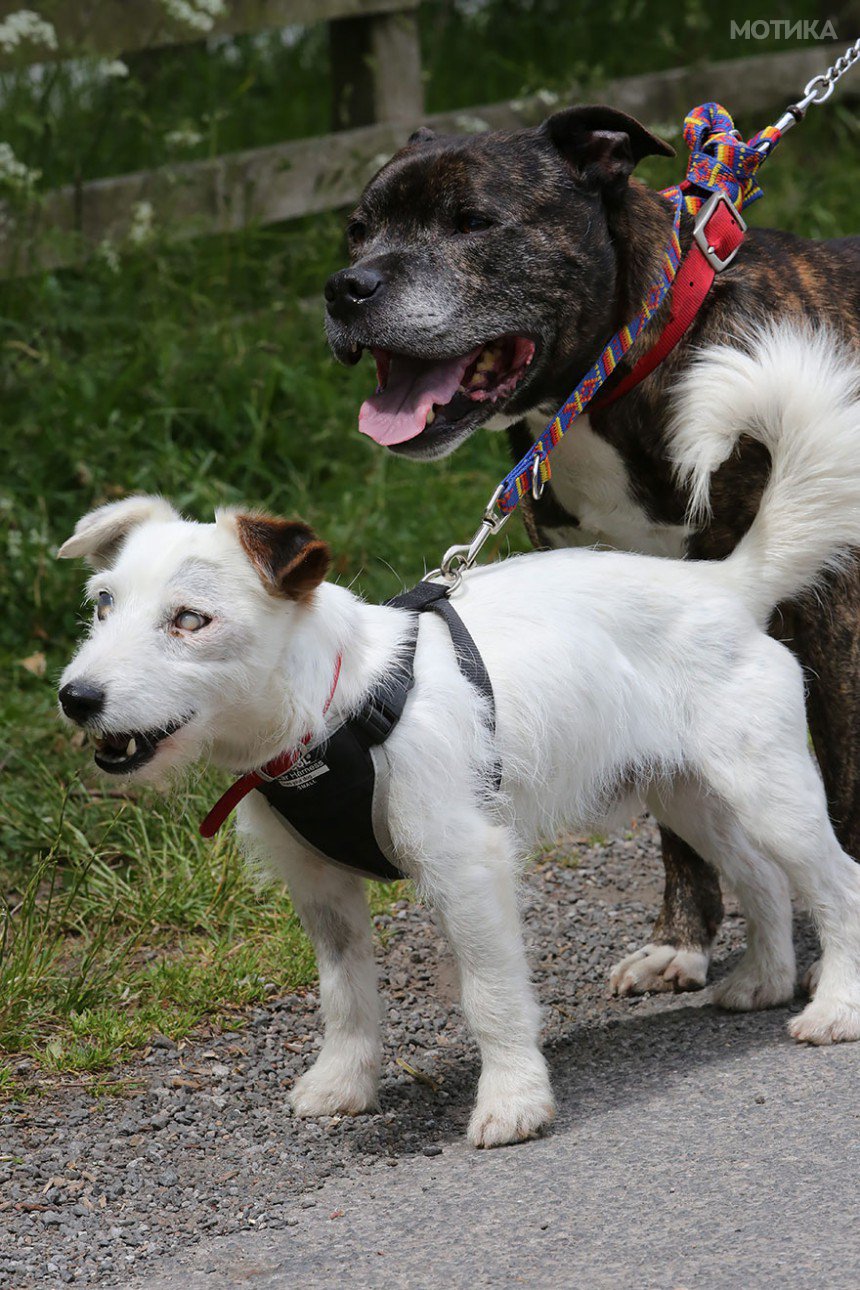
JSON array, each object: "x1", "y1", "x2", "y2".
[
  {"x1": 173, "y1": 609, "x2": 210, "y2": 633},
  {"x1": 347, "y1": 219, "x2": 367, "y2": 243},
  {"x1": 456, "y1": 213, "x2": 493, "y2": 234},
  {"x1": 96, "y1": 590, "x2": 114, "y2": 621}
]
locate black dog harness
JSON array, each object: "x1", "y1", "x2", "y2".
[{"x1": 200, "y1": 581, "x2": 499, "y2": 881}]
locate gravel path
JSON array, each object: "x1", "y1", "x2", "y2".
[{"x1": 0, "y1": 819, "x2": 824, "y2": 1288}]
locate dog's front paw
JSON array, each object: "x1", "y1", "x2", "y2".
[
  {"x1": 610, "y1": 943, "x2": 709, "y2": 996},
  {"x1": 712, "y1": 954, "x2": 795, "y2": 1012},
  {"x1": 467, "y1": 1060, "x2": 555, "y2": 1149},
  {"x1": 290, "y1": 1060, "x2": 379, "y2": 1118},
  {"x1": 788, "y1": 996, "x2": 860, "y2": 1046}
]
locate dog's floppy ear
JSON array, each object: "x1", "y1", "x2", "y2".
[
  {"x1": 57, "y1": 495, "x2": 178, "y2": 570},
  {"x1": 407, "y1": 126, "x2": 436, "y2": 145},
  {"x1": 544, "y1": 105, "x2": 674, "y2": 191},
  {"x1": 232, "y1": 513, "x2": 331, "y2": 601}
]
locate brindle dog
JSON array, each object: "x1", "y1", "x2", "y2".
[{"x1": 323, "y1": 105, "x2": 860, "y2": 995}]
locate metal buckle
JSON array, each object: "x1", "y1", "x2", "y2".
[{"x1": 693, "y1": 190, "x2": 747, "y2": 272}]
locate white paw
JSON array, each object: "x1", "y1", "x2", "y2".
[
  {"x1": 788, "y1": 997, "x2": 860, "y2": 1046},
  {"x1": 467, "y1": 1059, "x2": 555, "y2": 1149},
  {"x1": 711, "y1": 955, "x2": 795, "y2": 1012},
  {"x1": 610, "y1": 944, "x2": 709, "y2": 997},
  {"x1": 802, "y1": 958, "x2": 822, "y2": 998},
  {"x1": 290, "y1": 1060, "x2": 379, "y2": 1118}
]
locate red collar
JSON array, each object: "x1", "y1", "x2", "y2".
[
  {"x1": 200, "y1": 653, "x2": 343, "y2": 838},
  {"x1": 591, "y1": 189, "x2": 746, "y2": 413}
]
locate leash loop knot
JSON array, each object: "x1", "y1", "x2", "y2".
[{"x1": 677, "y1": 102, "x2": 780, "y2": 213}]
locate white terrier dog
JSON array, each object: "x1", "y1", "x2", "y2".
[{"x1": 59, "y1": 326, "x2": 860, "y2": 1148}]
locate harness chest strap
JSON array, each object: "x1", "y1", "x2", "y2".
[
  {"x1": 199, "y1": 655, "x2": 342, "y2": 839},
  {"x1": 200, "y1": 580, "x2": 500, "y2": 882}
]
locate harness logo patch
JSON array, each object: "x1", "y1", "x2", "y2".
[{"x1": 276, "y1": 758, "x2": 330, "y2": 791}]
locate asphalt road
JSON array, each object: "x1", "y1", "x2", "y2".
[{"x1": 138, "y1": 1000, "x2": 860, "y2": 1289}]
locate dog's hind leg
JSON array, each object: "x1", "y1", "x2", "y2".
[
  {"x1": 647, "y1": 788, "x2": 797, "y2": 1012},
  {"x1": 779, "y1": 564, "x2": 860, "y2": 994},
  {"x1": 609, "y1": 829, "x2": 721, "y2": 997},
  {"x1": 664, "y1": 639, "x2": 860, "y2": 1042},
  {"x1": 425, "y1": 822, "x2": 555, "y2": 1149},
  {"x1": 723, "y1": 723, "x2": 860, "y2": 1043},
  {"x1": 236, "y1": 797, "x2": 381, "y2": 1117},
  {"x1": 730, "y1": 769, "x2": 860, "y2": 1044}
]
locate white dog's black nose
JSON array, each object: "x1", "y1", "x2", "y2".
[
  {"x1": 59, "y1": 680, "x2": 106, "y2": 724},
  {"x1": 324, "y1": 266, "x2": 384, "y2": 318}
]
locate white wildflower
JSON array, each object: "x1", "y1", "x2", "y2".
[
  {"x1": 128, "y1": 200, "x2": 155, "y2": 246},
  {"x1": 0, "y1": 142, "x2": 40, "y2": 191},
  {"x1": 454, "y1": 114, "x2": 491, "y2": 133},
  {"x1": 97, "y1": 238, "x2": 120, "y2": 273},
  {"x1": 649, "y1": 119, "x2": 682, "y2": 140},
  {"x1": 535, "y1": 88, "x2": 560, "y2": 109},
  {"x1": 161, "y1": 0, "x2": 227, "y2": 34},
  {"x1": 100, "y1": 59, "x2": 129, "y2": 79},
  {"x1": 165, "y1": 126, "x2": 203, "y2": 149},
  {"x1": 0, "y1": 8, "x2": 57, "y2": 54}
]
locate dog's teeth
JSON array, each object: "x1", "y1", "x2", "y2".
[
  {"x1": 476, "y1": 353, "x2": 495, "y2": 372},
  {"x1": 426, "y1": 408, "x2": 436, "y2": 424},
  {"x1": 126, "y1": 737, "x2": 136, "y2": 756}
]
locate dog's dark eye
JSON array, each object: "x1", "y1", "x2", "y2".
[
  {"x1": 173, "y1": 610, "x2": 210, "y2": 633},
  {"x1": 456, "y1": 213, "x2": 493, "y2": 234},
  {"x1": 96, "y1": 590, "x2": 114, "y2": 622},
  {"x1": 347, "y1": 219, "x2": 367, "y2": 243}
]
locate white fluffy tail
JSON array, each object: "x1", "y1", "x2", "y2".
[{"x1": 669, "y1": 323, "x2": 860, "y2": 626}]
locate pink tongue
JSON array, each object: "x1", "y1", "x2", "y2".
[{"x1": 359, "y1": 350, "x2": 479, "y2": 446}]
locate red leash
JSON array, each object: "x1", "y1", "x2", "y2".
[
  {"x1": 591, "y1": 190, "x2": 746, "y2": 412},
  {"x1": 200, "y1": 654, "x2": 342, "y2": 838}
]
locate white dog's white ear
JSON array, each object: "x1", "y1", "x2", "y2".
[
  {"x1": 58, "y1": 495, "x2": 179, "y2": 570},
  {"x1": 230, "y1": 512, "x2": 331, "y2": 601}
]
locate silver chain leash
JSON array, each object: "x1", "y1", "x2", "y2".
[
  {"x1": 763, "y1": 35, "x2": 860, "y2": 150},
  {"x1": 804, "y1": 35, "x2": 860, "y2": 103}
]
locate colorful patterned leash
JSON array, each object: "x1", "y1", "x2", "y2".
[{"x1": 428, "y1": 38, "x2": 860, "y2": 590}]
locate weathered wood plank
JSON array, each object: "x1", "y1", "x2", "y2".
[
  {"x1": 330, "y1": 8, "x2": 423, "y2": 128},
  {"x1": 2, "y1": 43, "x2": 853, "y2": 275},
  {"x1": 0, "y1": 0, "x2": 420, "y2": 67}
]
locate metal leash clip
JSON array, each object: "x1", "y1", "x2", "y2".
[
  {"x1": 760, "y1": 36, "x2": 860, "y2": 151},
  {"x1": 427, "y1": 485, "x2": 510, "y2": 592},
  {"x1": 531, "y1": 444, "x2": 547, "y2": 500}
]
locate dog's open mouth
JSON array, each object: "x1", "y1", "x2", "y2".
[
  {"x1": 358, "y1": 335, "x2": 536, "y2": 447},
  {"x1": 93, "y1": 719, "x2": 186, "y2": 775}
]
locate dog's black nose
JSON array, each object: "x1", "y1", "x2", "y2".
[
  {"x1": 324, "y1": 266, "x2": 384, "y2": 316},
  {"x1": 59, "y1": 680, "x2": 106, "y2": 724}
]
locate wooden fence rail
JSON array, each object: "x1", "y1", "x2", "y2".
[
  {"x1": 0, "y1": 1, "x2": 854, "y2": 275},
  {"x1": 0, "y1": 0, "x2": 420, "y2": 66}
]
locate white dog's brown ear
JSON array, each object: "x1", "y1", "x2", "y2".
[
  {"x1": 233, "y1": 514, "x2": 331, "y2": 601},
  {"x1": 57, "y1": 495, "x2": 179, "y2": 570}
]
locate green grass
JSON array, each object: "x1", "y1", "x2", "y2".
[{"x1": 1, "y1": 0, "x2": 856, "y2": 1080}]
